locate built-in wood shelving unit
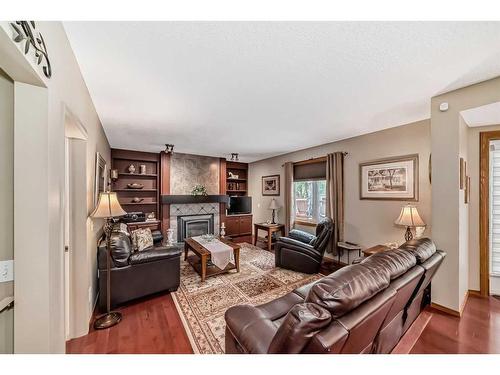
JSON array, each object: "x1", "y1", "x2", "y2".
[{"x1": 111, "y1": 149, "x2": 160, "y2": 219}]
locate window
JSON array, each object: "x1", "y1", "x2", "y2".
[
  {"x1": 490, "y1": 144, "x2": 500, "y2": 275},
  {"x1": 293, "y1": 180, "x2": 326, "y2": 224}
]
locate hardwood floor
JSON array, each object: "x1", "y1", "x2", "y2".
[
  {"x1": 66, "y1": 293, "x2": 193, "y2": 354},
  {"x1": 410, "y1": 294, "x2": 500, "y2": 353},
  {"x1": 67, "y1": 240, "x2": 500, "y2": 355}
]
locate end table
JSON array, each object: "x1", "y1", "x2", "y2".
[{"x1": 253, "y1": 223, "x2": 285, "y2": 251}]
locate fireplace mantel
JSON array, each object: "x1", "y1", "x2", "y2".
[{"x1": 161, "y1": 194, "x2": 229, "y2": 205}]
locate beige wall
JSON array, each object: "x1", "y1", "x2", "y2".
[
  {"x1": 431, "y1": 76, "x2": 500, "y2": 312},
  {"x1": 0, "y1": 68, "x2": 14, "y2": 353},
  {"x1": 249, "y1": 119, "x2": 431, "y2": 256},
  {"x1": 0, "y1": 22, "x2": 110, "y2": 351}
]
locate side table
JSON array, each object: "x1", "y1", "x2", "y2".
[
  {"x1": 254, "y1": 223, "x2": 285, "y2": 251},
  {"x1": 337, "y1": 242, "x2": 362, "y2": 264},
  {"x1": 363, "y1": 244, "x2": 390, "y2": 257}
]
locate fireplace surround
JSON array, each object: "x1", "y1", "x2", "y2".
[{"x1": 177, "y1": 214, "x2": 215, "y2": 242}]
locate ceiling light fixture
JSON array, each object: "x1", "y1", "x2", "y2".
[
  {"x1": 165, "y1": 144, "x2": 174, "y2": 154},
  {"x1": 230, "y1": 153, "x2": 239, "y2": 161}
]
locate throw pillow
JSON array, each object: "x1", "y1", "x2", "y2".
[
  {"x1": 131, "y1": 228, "x2": 153, "y2": 252},
  {"x1": 112, "y1": 222, "x2": 130, "y2": 237}
]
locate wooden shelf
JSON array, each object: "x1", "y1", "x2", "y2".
[
  {"x1": 118, "y1": 173, "x2": 158, "y2": 177},
  {"x1": 112, "y1": 148, "x2": 160, "y2": 218},
  {"x1": 227, "y1": 178, "x2": 247, "y2": 182},
  {"x1": 227, "y1": 190, "x2": 247, "y2": 193}
]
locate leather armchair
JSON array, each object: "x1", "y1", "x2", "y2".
[
  {"x1": 97, "y1": 230, "x2": 181, "y2": 312},
  {"x1": 275, "y1": 217, "x2": 334, "y2": 274}
]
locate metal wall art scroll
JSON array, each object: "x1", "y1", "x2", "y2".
[{"x1": 10, "y1": 21, "x2": 52, "y2": 78}]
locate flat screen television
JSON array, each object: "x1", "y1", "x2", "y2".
[{"x1": 227, "y1": 196, "x2": 252, "y2": 215}]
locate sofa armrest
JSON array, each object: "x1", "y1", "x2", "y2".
[
  {"x1": 268, "y1": 303, "x2": 332, "y2": 354},
  {"x1": 129, "y1": 247, "x2": 182, "y2": 265},
  {"x1": 225, "y1": 305, "x2": 278, "y2": 354}
]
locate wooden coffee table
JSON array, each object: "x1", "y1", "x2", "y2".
[{"x1": 184, "y1": 237, "x2": 240, "y2": 282}]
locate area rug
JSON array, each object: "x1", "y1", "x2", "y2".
[{"x1": 171, "y1": 243, "x2": 323, "y2": 354}]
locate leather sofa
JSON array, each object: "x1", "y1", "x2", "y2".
[
  {"x1": 97, "y1": 229, "x2": 182, "y2": 312},
  {"x1": 275, "y1": 217, "x2": 334, "y2": 274},
  {"x1": 225, "y1": 238, "x2": 445, "y2": 354}
]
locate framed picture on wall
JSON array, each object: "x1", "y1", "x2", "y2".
[
  {"x1": 94, "y1": 152, "x2": 107, "y2": 206},
  {"x1": 359, "y1": 154, "x2": 419, "y2": 201},
  {"x1": 262, "y1": 174, "x2": 280, "y2": 196}
]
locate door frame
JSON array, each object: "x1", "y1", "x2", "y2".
[
  {"x1": 63, "y1": 104, "x2": 88, "y2": 340},
  {"x1": 479, "y1": 130, "x2": 500, "y2": 296}
]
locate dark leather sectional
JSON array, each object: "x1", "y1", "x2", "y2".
[
  {"x1": 225, "y1": 238, "x2": 445, "y2": 354},
  {"x1": 97, "y1": 230, "x2": 182, "y2": 312}
]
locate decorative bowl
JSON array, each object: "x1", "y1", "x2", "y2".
[
  {"x1": 127, "y1": 183, "x2": 144, "y2": 189},
  {"x1": 201, "y1": 234, "x2": 215, "y2": 242}
]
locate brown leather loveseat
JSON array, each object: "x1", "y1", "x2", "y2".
[{"x1": 224, "y1": 238, "x2": 445, "y2": 354}]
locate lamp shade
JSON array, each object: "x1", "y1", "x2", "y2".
[
  {"x1": 394, "y1": 204, "x2": 425, "y2": 227},
  {"x1": 90, "y1": 192, "x2": 127, "y2": 219},
  {"x1": 269, "y1": 198, "x2": 280, "y2": 210}
]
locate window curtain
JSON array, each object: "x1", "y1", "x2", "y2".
[
  {"x1": 284, "y1": 162, "x2": 294, "y2": 235},
  {"x1": 326, "y1": 152, "x2": 345, "y2": 255}
]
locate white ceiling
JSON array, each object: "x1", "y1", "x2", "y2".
[
  {"x1": 461, "y1": 102, "x2": 500, "y2": 127},
  {"x1": 63, "y1": 22, "x2": 500, "y2": 162}
]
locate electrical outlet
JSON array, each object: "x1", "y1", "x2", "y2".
[{"x1": 0, "y1": 260, "x2": 14, "y2": 283}]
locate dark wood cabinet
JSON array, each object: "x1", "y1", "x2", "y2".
[
  {"x1": 225, "y1": 214, "x2": 253, "y2": 243},
  {"x1": 126, "y1": 220, "x2": 161, "y2": 232}
]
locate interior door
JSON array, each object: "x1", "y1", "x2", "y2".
[{"x1": 0, "y1": 68, "x2": 14, "y2": 353}]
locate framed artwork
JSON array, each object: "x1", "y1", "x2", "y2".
[
  {"x1": 359, "y1": 154, "x2": 419, "y2": 201},
  {"x1": 94, "y1": 152, "x2": 107, "y2": 206},
  {"x1": 262, "y1": 174, "x2": 280, "y2": 196}
]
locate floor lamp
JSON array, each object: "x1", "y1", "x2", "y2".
[{"x1": 90, "y1": 191, "x2": 126, "y2": 330}]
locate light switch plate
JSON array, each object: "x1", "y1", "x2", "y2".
[{"x1": 0, "y1": 260, "x2": 14, "y2": 283}]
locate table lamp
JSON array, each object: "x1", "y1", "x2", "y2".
[
  {"x1": 394, "y1": 204, "x2": 425, "y2": 242},
  {"x1": 269, "y1": 198, "x2": 280, "y2": 224},
  {"x1": 90, "y1": 191, "x2": 126, "y2": 329}
]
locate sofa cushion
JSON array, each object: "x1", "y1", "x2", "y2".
[
  {"x1": 129, "y1": 246, "x2": 182, "y2": 265},
  {"x1": 361, "y1": 248, "x2": 416, "y2": 280},
  {"x1": 288, "y1": 229, "x2": 316, "y2": 244},
  {"x1": 399, "y1": 238, "x2": 436, "y2": 264},
  {"x1": 306, "y1": 263, "x2": 391, "y2": 318},
  {"x1": 268, "y1": 303, "x2": 332, "y2": 354}
]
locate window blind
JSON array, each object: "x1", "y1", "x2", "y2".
[{"x1": 293, "y1": 161, "x2": 326, "y2": 181}]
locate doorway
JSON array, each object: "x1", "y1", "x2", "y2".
[
  {"x1": 64, "y1": 107, "x2": 88, "y2": 340},
  {"x1": 0, "y1": 68, "x2": 14, "y2": 353},
  {"x1": 480, "y1": 130, "x2": 500, "y2": 296}
]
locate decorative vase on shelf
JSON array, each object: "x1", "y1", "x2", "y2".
[
  {"x1": 128, "y1": 164, "x2": 136, "y2": 174},
  {"x1": 139, "y1": 164, "x2": 146, "y2": 175}
]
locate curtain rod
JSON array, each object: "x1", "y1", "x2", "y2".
[{"x1": 281, "y1": 152, "x2": 348, "y2": 168}]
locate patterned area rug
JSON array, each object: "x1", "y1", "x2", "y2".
[{"x1": 171, "y1": 242, "x2": 323, "y2": 354}]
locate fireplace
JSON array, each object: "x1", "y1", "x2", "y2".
[{"x1": 177, "y1": 214, "x2": 214, "y2": 242}]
